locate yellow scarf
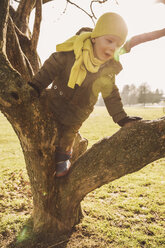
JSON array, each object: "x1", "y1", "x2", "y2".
[{"x1": 56, "y1": 32, "x2": 104, "y2": 89}]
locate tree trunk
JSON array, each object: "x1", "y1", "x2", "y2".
[
  {"x1": 5, "y1": 88, "x2": 165, "y2": 238},
  {"x1": 3, "y1": 89, "x2": 87, "y2": 237},
  {"x1": 3, "y1": 86, "x2": 165, "y2": 238},
  {"x1": 23, "y1": 135, "x2": 84, "y2": 237}
]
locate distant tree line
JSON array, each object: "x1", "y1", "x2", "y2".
[
  {"x1": 96, "y1": 83, "x2": 164, "y2": 106},
  {"x1": 121, "y1": 83, "x2": 164, "y2": 106}
]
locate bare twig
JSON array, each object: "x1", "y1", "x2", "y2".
[
  {"x1": 90, "y1": 1, "x2": 98, "y2": 19},
  {"x1": 90, "y1": 0, "x2": 114, "y2": 23},
  {"x1": 67, "y1": 0, "x2": 95, "y2": 25},
  {"x1": 63, "y1": 0, "x2": 68, "y2": 14},
  {"x1": 90, "y1": 0, "x2": 109, "y2": 16},
  {"x1": 31, "y1": 0, "x2": 42, "y2": 50}
]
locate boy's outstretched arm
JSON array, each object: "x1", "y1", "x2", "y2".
[{"x1": 103, "y1": 85, "x2": 142, "y2": 127}]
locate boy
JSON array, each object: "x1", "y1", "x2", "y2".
[{"x1": 28, "y1": 12, "x2": 141, "y2": 177}]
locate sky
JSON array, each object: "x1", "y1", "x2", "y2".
[{"x1": 20, "y1": 0, "x2": 165, "y2": 93}]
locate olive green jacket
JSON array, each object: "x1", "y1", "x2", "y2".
[{"x1": 32, "y1": 51, "x2": 127, "y2": 126}]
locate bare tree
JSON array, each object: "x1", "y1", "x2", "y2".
[{"x1": 0, "y1": 0, "x2": 165, "y2": 243}]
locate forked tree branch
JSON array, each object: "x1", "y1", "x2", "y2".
[
  {"x1": 67, "y1": 0, "x2": 115, "y2": 25},
  {"x1": 67, "y1": 0, "x2": 95, "y2": 24}
]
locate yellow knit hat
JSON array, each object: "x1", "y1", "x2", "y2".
[{"x1": 91, "y1": 12, "x2": 128, "y2": 46}]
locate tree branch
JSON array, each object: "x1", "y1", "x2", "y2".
[
  {"x1": 123, "y1": 28, "x2": 165, "y2": 53},
  {"x1": 90, "y1": 0, "x2": 108, "y2": 20},
  {"x1": 0, "y1": 1, "x2": 25, "y2": 110},
  {"x1": 14, "y1": 20, "x2": 31, "y2": 44},
  {"x1": 42, "y1": 0, "x2": 54, "y2": 3},
  {"x1": 90, "y1": 0, "x2": 119, "y2": 21},
  {"x1": 60, "y1": 118, "x2": 165, "y2": 211},
  {"x1": 0, "y1": 0, "x2": 10, "y2": 53},
  {"x1": 66, "y1": 0, "x2": 114, "y2": 25},
  {"x1": 9, "y1": 5, "x2": 16, "y2": 19},
  {"x1": 31, "y1": 0, "x2": 42, "y2": 50},
  {"x1": 67, "y1": 0, "x2": 95, "y2": 24},
  {"x1": 9, "y1": 16, "x2": 40, "y2": 75},
  {"x1": 6, "y1": 16, "x2": 33, "y2": 80},
  {"x1": 11, "y1": 0, "x2": 42, "y2": 72},
  {"x1": 15, "y1": 0, "x2": 36, "y2": 35}
]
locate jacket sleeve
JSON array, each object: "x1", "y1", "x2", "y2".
[
  {"x1": 103, "y1": 84, "x2": 128, "y2": 123},
  {"x1": 31, "y1": 52, "x2": 64, "y2": 93}
]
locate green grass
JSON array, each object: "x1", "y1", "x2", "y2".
[{"x1": 0, "y1": 106, "x2": 165, "y2": 248}]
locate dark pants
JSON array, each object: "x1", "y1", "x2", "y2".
[
  {"x1": 57, "y1": 123, "x2": 82, "y2": 152},
  {"x1": 45, "y1": 89, "x2": 91, "y2": 153}
]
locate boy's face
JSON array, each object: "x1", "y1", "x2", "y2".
[{"x1": 92, "y1": 34, "x2": 121, "y2": 62}]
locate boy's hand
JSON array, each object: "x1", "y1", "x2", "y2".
[
  {"x1": 20, "y1": 82, "x2": 40, "y2": 103},
  {"x1": 28, "y1": 82, "x2": 40, "y2": 98},
  {"x1": 118, "y1": 116, "x2": 142, "y2": 127}
]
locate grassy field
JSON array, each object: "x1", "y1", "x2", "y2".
[{"x1": 0, "y1": 106, "x2": 165, "y2": 248}]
